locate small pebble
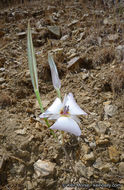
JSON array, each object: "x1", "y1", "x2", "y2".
[{"x1": 108, "y1": 146, "x2": 120, "y2": 163}]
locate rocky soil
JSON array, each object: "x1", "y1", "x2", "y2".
[{"x1": 0, "y1": 0, "x2": 124, "y2": 189}]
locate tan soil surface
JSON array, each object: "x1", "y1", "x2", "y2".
[{"x1": 0, "y1": 0, "x2": 124, "y2": 189}]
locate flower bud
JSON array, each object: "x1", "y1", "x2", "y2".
[{"x1": 48, "y1": 53, "x2": 61, "y2": 90}]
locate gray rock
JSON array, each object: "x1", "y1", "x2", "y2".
[
  {"x1": 89, "y1": 142, "x2": 96, "y2": 149},
  {"x1": 47, "y1": 26, "x2": 61, "y2": 37},
  {"x1": 108, "y1": 146, "x2": 120, "y2": 163},
  {"x1": 27, "y1": 181, "x2": 33, "y2": 190},
  {"x1": 82, "y1": 72, "x2": 89, "y2": 80},
  {"x1": 103, "y1": 18, "x2": 113, "y2": 25},
  {"x1": 108, "y1": 34, "x2": 119, "y2": 42},
  {"x1": 0, "y1": 67, "x2": 5, "y2": 72},
  {"x1": 15, "y1": 128, "x2": 26, "y2": 135},
  {"x1": 92, "y1": 121, "x2": 109, "y2": 136},
  {"x1": 87, "y1": 167, "x2": 94, "y2": 178},
  {"x1": 120, "y1": 154, "x2": 124, "y2": 161},
  {"x1": 119, "y1": 162, "x2": 124, "y2": 175},
  {"x1": 60, "y1": 35, "x2": 69, "y2": 41},
  {"x1": 0, "y1": 77, "x2": 5, "y2": 84},
  {"x1": 20, "y1": 135, "x2": 34, "y2": 150},
  {"x1": 14, "y1": 149, "x2": 30, "y2": 161},
  {"x1": 75, "y1": 161, "x2": 93, "y2": 179},
  {"x1": 119, "y1": 178, "x2": 124, "y2": 187},
  {"x1": 34, "y1": 160, "x2": 56, "y2": 177},
  {"x1": 82, "y1": 144, "x2": 90, "y2": 154},
  {"x1": 93, "y1": 157, "x2": 102, "y2": 169},
  {"x1": 96, "y1": 134, "x2": 110, "y2": 145},
  {"x1": 104, "y1": 104, "x2": 117, "y2": 117},
  {"x1": 83, "y1": 152, "x2": 95, "y2": 165},
  {"x1": 75, "y1": 161, "x2": 87, "y2": 177},
  {"x1": 99, "y1": 163, "x2": 111, "y2": 172},
  {"x1": 116, "y1": 45, "x2": 124, "y2": 62},
  {"x1": 98, "y1": 121, "x2": 110, "y2": 134}
]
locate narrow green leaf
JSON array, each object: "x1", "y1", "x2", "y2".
[
  {"x1": 35, "y1": 89, "x2": 44, "y2": 113},
  {"x1": 27, "y1": 21, "x2": 44, "y2": 113},
  {"x1": 27, "y1": 21, "x2": 38, "y2": 91},
  {"x1": 27, "y1": 22, "x2": 57, "y2": 138}
]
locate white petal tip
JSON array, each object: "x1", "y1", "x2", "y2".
[
  {"x1": 39, "y1": 114, "x2": 43, "y2": 118},
  {"x1": 50, "y1": 117, "x2": 82, "y2": 136},
  {"x1": 50, "y1": 125, "x2": 81, "y2": 136},
  {"x1": 82, "y1": 112, "x2": 88, "y2": 115},
  {"x1": 75, "y1": 131, "x2": 81, "y2": 136},
  {"x1": 39, "y1": 112, "x2": 50, "y2": 118}
]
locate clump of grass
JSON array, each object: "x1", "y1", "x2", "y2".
[
  {"x1": 102, "y1": 64, "x2": 124, "y2": 96},
  {"x1": 93, "y1": 47, "x2": 115, "y2": 66},
  {"x1": 111, "y1": 65, "x2": 124, "y2": 96}
]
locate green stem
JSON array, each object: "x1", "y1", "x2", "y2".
[
  {"x1": 35, "y1": 89, "x2": 57, "y2": 138},
  {"x1": 35, "y1": 89, "x2": 44, "y2": 113},
  {"x1": 56, "y1": 88, "x2": 61, "y2": 100}
]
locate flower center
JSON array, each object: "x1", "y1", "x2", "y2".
[{"x1": 60, "y1": 105, "x2": 69, "y2": 116}]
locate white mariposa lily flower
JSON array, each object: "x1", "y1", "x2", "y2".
[{"x1": 39, "y1": 93, "x2": 87, "y2": 136}]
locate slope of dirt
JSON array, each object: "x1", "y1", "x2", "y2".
[{"x1": 0, "y1": 0, "x2": 124, "y2": 190}]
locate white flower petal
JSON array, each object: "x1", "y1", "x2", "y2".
[
  {"x1": 65, "y1": 93, "x2": 87, "y2": 115},
  {"x1": 39, "y1": 98, "x2": 62, "y2": 118},
  {"x1": 39, "y1": 111, "x2": 51, "y2": 118},
  {"x1": 50, "y1": 117, "x2": 81, "y2": 136},
  {"x1": 47, "y1": 98, "x2": 63, "y2": 114},
  {"x1": 39, "y1": 112, "x2": 60, "y2": 120},
  {"x1": 71, "y1": 115, "x2": 81, "y2": 124},
  {"x1": 48, "y1": 114, "x2": 60, "y2": 120}
]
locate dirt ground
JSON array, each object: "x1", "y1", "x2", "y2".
[{"x1": 0, "y1": 0, "x2": 124, "y2": 189}]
